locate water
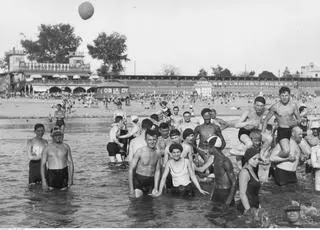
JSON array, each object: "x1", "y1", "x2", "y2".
[{"x1": 1, "y1": 117, "x2": 320, "y2": 227}]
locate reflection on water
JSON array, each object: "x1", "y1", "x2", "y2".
[{"x1": 1, "y1": 117, "x2": 320, "y2": 227}]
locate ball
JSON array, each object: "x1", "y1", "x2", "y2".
[
  {"x1": 78, "y1": 1, "x2": 94, "y2": 20},
  {"x1": 207, "y1": 135, "x2": 222, "y2": 148}
]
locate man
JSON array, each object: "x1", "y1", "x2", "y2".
[
  {"x1": 178, "y1": 111, "x2": 198, "y2": 133},
  {"x1": 54, "y1": 104, "x2": 66, "y2": 132},
  {"x1": 26, "y1": 123, "x2": 48, "y2": 185},
  {"x1": 118, "y1": 115, "x2": 141, "y2": 153},
  {"x1": 163, "y1": 129, "x2": 183, "y2": 166},
  {"x1": 263, "y1": 87, "x2": 301, "y2": 158},
  {"x1": 305, "y1": 121, "x2": 320, "y2": 147},
  {"x1": 171, "y1": 106, "x2": 183, "y2": 129},
  {"x1": 41, "y1": 127, "x2": 74, "y2": 190},
  {"x1": 269, "y1": 126, "x2": 305, "y2": 186},
  {"x1": 128, "y1": 129, "x2": 161, "y2": 198},
  {"x1": 156, "y1": 122, "x2": 171, "y2": 161},
  {"x1": 235, "y1": 96, "x2": 269, "y2": 151},
  {"x1": 127, "y1": 118, "x2": 154, "y2": 162},
  {"x1": 194, "y1": 108, "x2": 226, "y2": 161},
  {"x1": 107, "y1": 115, "x2": 125, "y2": 164}
]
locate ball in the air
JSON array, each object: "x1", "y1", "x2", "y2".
[{"x1": 78, "y1": 1, "x2": 94, "y2": 20}]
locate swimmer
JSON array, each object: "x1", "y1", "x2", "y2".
[
  {"x1": 26, "y1": 123, "x2": 48, "y2": 185},
  {"x1": 262, "y1": 87, "x2": 301, "y2": 158},
  {"x1": 153, "y1": 143, "x2": 209, "y2": 197},
  {"x1": 41, "y1": 127, "x2": 74, "y2": 190},
  {"x1": 107, "y1": 116, "x2": 125, "y2": 163},
  {"x1": 54, "y1": 104, "x2": 66, "y2": 132},
  {"x1": 128, "y1": 129, "x2": 161, "y2": 198}
]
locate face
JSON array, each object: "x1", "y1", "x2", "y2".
[
  {"x1": 300, "y1": 117, "x2": 308, "y2": 126},
  {"x1": 183, "y1": 113, "x2": 191, "y2": 122},
  {"x1": 52, "y1": 133, "x2": 64, "y2": 143},
  {"x1": 248, "y1": 154, "x2": 260, "y2": 168},
  {"x1": 293, "y1": 128, "x2": 303, "y2": 144},
  {"x1": 286, "y1": 211, "x2": 300, "y2": 223},
  {"x1": 312, "y1": 128, "x2": 319, "y2": 137},
  {"x1": 185, "y1": 134, "x2": 195, "y2": 143},
  {"x1": 254, "y1": 101, "x2": 265, "y2": 114},
  {"x1": 210, "y1": 110, "x2": 216, "y2": 119},
  {"x1": 202, "y1": 112, "x2": 211, "y2": 123},
  {"x1": 173, "y1": 108, "x2": 179, "y2": 115},
  {"x1": 145, "y1": 134, "x2": 158, "y2": 149},
  {"x1": 171, "y1": 148, "x2": 182, "y2": 161},
  {"x1": 170, "y1": 135, "x2": 181, "y2": 144},
  {"x1": 280, "y1": 91, "x2": 290, "y2": 104},
  {"x1": 35, "y1": 127, "x2": 45, "y2": 138},
  {"x1": 250, "y1": 135, "x2": 262, "y2": 148},
  {"x1": 159, "y1": 128, "x2": 169, "y2": 138}
]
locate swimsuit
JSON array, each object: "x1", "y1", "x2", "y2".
[
  {"x1": 133, "y1": 173, "x2": 154, "y2": 195},
  {"x1": 212, "y1": 188, "x2": 235, "y2": 205},
  {"x1": 47, "y1": 166, "x2": 69, "y2": 189},
  {"x1": 29, "y1": 160, "x2": 42, "y2": 184},
  {"x1": 106, "y1": 142, "x2": 121, "y2": 156},
  {"x1": 273, "y1": 167, "x2": 297, "y2": 186},
  {"x1": 276, "y1": 127, "x2": 292, "y2": 142}
]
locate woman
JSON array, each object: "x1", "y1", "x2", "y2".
[
  {"x1": 153, "y1": 143, "x2": 209, "y2": 197},
  {"x1": 238, "y1": 147, "x2": 261, "y2": 214}
]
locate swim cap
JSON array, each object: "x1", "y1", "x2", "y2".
[
  {"x1": 207, "y1": 135, "x2": 222, "y2": 148},
  {"x1": 243, "y1": 147, "x2": 259, "y2": 163},
  {"x1": 169, "y1": 143, "x2": 183, "y2": 153},
  {"x1": 201, "y1": 108, "x2": 211, "y2": 116},
  {"x1": 182, "y1": 128, "x2": 194, "y2": 139}
]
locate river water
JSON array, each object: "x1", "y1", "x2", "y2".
[{"x1": 1, "y1": 117, "x2": 320, "y2": 228}]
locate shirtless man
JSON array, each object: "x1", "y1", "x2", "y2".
[
  {"x1": 107, "y1": 116, "x2": 125, "y2": 164},
  {"x1": 262, "y1": 87, "x2": 301, "y2": 158},
  {"x1": 41, "y1": 127, "x2": 74, "y2": 190},
  {"x1": 194, "y1": 108, "x2": 226, "y2": 161},
  {"x1": 26, "y1": 123, "x2": 48, "y2": 185},
  {"x1": 171, "y1": 106, "x2": 183, "y2": 129},
  {"x1": 178, "y1": 111, "x2": 198, "y2": 133},
  {"x1": 128, "y1": 129, "x2": 161, "y2": 198},
  {"x1": 54, "y1": 104, "x2": 66, "y2": 132}
]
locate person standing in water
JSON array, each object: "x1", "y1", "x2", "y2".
[
  {"x1": 54, "y1": 104, "x2": 66, "y2": 132},
  {"x1": 41, "y1": 127, "x2": 74, "y2": 190},
  {"x1": 26, "y1": 123, "x2": 48, "y2": 185},
  {"x1": 262, "y1": 87, "x2": 301, "y2": 158}
]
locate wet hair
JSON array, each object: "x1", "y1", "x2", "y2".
[
  {"x1": 159, "y1": 122, "x2": 169, "y2": 130},
  {"x1": 173, "y1": 106, "x2": 179, "y2": 111},
  {"x1": 50, "y1": 126, "x2": 61, "y2": 133},
  {"x1": 170, "y1": 129, "x2": 181, "y2": 137},
  {"x1": 183, "y1": 111, "x2": 191, "y2": 116},
  {"x1": 150, "y1": 114, "x2": 159, "y2": 122},
  {"x1": 141, "y1": 118, "x2": 154, "y2": 130},
  {"x1": 114, "y1": 115, "x2": 123, "y2": 123},
  {"x1": 169, "y1": 143, "x2": 183, "y2": 153},
  {"x1": 145, "y1": 128, "x2": 159, "y2": 138},
  {"x1": 34, "y1": 123, "x2": 45, "y2": 131},
  {"x1": 249, "y1": 129, "x2": 262, "y2": 140},
  {"x1": 201, "y1": 108, "x2": 212, "y2": 117},
  {"x1": 243, "y1": 147, "x2": 259, "y2": 163},
  {"x1": 183, "y1": 128, "x2": 194, "y2": 139},
  {"x1": 299, "y1": 106, "x2": 307, "y2": 114},
  {"x1": 254, "y1": 96, "x2": 266, "y2": 105},
  {"x1": 279, "y1": 86, "x2": 290, "y2": 95}
]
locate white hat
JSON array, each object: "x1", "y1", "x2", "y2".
[
  {"x1": 131, "y1": 115, "x2": 139, "y2": 122},
  {"x1": 311, "y1": 121, "x2": 320, "y2": 129}
]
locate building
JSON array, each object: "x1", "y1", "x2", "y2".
[
  {"x1": 194, "y1": 79, "x2": 213, "y2": 97},
  {"x1": 95, "y1": 82, "x2": 129, "y2": 99},
  {"x1": 301, "y1": 62, "x2": 320, "y2": 78}
]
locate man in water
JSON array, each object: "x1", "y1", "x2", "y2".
[
  {"x1": 194, "y1": 108, "x2": 226, "y2": 161},
  {"x1": 41, "y1": 127, "x2": 74, "y2": 190},
  {"x1": 128, "y1": 129, "x2": 161, "y2": 198},
  {"x1": 54, "y1": 104, "x2": 66, "y2": 132},
  {"x1": 26, "y1": 123, "x2": 48, "y2": 185},
  {"x1": 107, "y1": 115, "x2": 125, "y2": 164},
  {"x1": 262, "y1": 87, "x2": 301, "y2": 158}
]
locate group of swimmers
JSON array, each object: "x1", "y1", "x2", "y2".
[{"x1": 105, "y1": 86, "x2": 320, "y2": 215}]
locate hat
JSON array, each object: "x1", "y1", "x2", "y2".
[
  {"x1": 52, "y1": 127, "x2": 63, "y2": 135},
  {"x1": 243, "y1": 147, "x2": 259, "y2": 163},
  {"x1": 207, "y1": 135, "x2": 222, "y2": 148},
  {"x1": 131, "y1": 115, "x2": 139, "y2": 122},
  {"x1": 311, "y1": 121, "x2": 320, "y2": 129}
]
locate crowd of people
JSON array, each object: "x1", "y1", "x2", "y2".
[{"x1": 25, "y1": 86, "x2": 320, "y2": 220}]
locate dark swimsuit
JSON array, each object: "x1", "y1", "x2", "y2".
[
  {"x1": 133, "y1": 173, "x2": 154, "y2": 195},
  {"x1": 29, "y1": 160, "x2": 42, "y2": 184},
  {"x1": 237, "y1": 168, "x2": 260, "y2": 213},
  {"x1": 47, "y1": 167, "x2": 69, "y2": 189},
  {"x1": 276, "y1": 127, "x2": 292, "y2": 142}
]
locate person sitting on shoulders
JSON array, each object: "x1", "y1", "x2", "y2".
[{"x1": 153, "y1": 143, "x2": 209, "y2": 197}]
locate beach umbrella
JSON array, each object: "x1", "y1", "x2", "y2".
[
  {"x1": 31, "y1": 74, "x2": 42, "y2": 79},
  {"x1": 60, "y1": 75, "x2": 68, "y2": 79},
  {"x1": 73, "y1": 75, "x2": 81, "y2": 79},
  {"x1": 89, "y1": 75, "x2": 99, "y2": 80},
  {"x1": 53, "y1": 74, "x2": 60, "y2": 78}
]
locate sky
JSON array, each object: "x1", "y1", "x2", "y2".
[{"x1": 1, "y1": 0, "x2": 320, "y2": 76}]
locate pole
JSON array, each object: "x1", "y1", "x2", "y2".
[{"x1": 134, "y1": 60, "x2": 136, "y2": 75}]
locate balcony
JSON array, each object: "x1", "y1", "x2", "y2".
[{"x1": 18, "y1": 62, "x2": 91, "y2": 74}]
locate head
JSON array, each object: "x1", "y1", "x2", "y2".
[
  {"x1": 160, "y1": 101, "x2": 168, "y2": 109},
  {"x1": 243, "y1": 148, "x2": 260, "y2": 168},
  {"x1": 183, "y1": 111, "x2": 192, "y2": 122},
  {"x1": 182, "y1": 128, "x2": 194, "y2": 143},
  {"x1": 34, "y1": 123, "x2": 45, "y2": 138},
  {"x1": 300, "y1": 116, "x2": 308, "y2": 127},
  {"x1": 51, "y1": 126, "x2": 64, "y2": 143},
  {"x1": 150, "y1": 114, "x2": 159, "y2": 122},
  {"x1": 279, "y1": 87, "x2": 291, "y2": 105},
  {"x1": 201, "y1": 108, "x2": 212, "y2": 124},
  {"x1": 249, "y1": 129, "x2": 262, "y2": 148},
  {"x1": 173, "y1": 106, "x2": 179, "y2": 115},
  {"x1": 169, "y1": 129, "x2": 181, "y2": 144},
  {"x1": 57, "y1": 104, "x2": 62, "y2": 110},
  {"x1": 159, "y1": 122, "x2": 170, "y2": 138},
  {"x1": 254, "y1": 96, "x2": 266, "y2": 114},
  {"x1": 114, "y1": 115, "x2": 124, "y2": 128},
  {"x1": 169, "y1": 143, "x2": 183, "y2": 161},
  {"x1": 210, "y1": 109, "x2": 217, "y2": 119},
  {"x1": 291, "y1": 126, "x2": 303, "y2": 144},
  {"x1": 311, "y1": 121, "x2": 320, "y2": 136},
  {"x1": 141, "y1": 118, "x2": 154, "y2": 131},
  {"x1": 144, "y1": 129, "x2": 158, "y2": 149},
  {"x1": 299, "y1": 106, "x2": 307, "y2": 115}
]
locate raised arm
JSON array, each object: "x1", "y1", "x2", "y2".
[
  {"x1": 262, "y1": 106, "x2": 275, "y2": 133},
  {"x1": 66, "y1": 144, "x2": 74, "y2": 187},
  {"x1": 234, "y1": 110, "x2": 250, "y2": 128},
  {"x1": 188, "y1": 160, "x2": 209, "y2": 195}
]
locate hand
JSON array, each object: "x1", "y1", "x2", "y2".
[
  {"x1": 119, "y1": 143, "x2": 124, "y2": 148},
  {"x1": 151, "y1": 188, "x2": 158, "y2": 195},
  {"x1": 42, "y1": 182, "x2": 49, "y2": 191},
  {"x1": 129, "y1": 190, "x2": 136, "y2": 198},
  {"x1": 199, "y1": 189, "x2": 210, "y2": 195},
  {"x1": 151, "y1": 191, "x2": 162, "y2": 197},
  {"x1": 288, "y1": 155, "x2": 296, "y2": 162}
]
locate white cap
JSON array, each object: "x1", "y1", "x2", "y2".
[
  {"x1": 311, "y1": 121, "x2": 320, "y2": 129},
  {"x1": 131, "y1": 115, "x2": 139, "y2": 122}
]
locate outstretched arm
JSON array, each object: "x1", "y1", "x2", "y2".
[
  {"x1": 188, "y1": 160, "x2": 209, "y2": 195},
  {"x1": 234, "y1": 110, "x2": 250, "y2": 128},
  {"x1": 262, "y1": 106, "x2": 275, "y2": 132},
  {"x1": 154, "y1": 162, "x2": 170, "y2": 196}
]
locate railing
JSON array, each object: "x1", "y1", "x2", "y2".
[{"x1": 18, "y1": 62, "x2": 90, "y2": 72}]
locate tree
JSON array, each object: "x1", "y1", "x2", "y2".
[
  {"x1": 87, "y1": 32, "x2": 129, "y2": 76},
  {"x1": 197, "y1": 68, "x2": 208, "y2": 77},
  {"x1": 0, "y1": 53, "x2": 10, "y2": 73},
  {"x1": 211, "y1": 65, "x2": 232, "y2": 77},
  {"x1": 21, "y1": 24, "x2": 82, "y2": 63},
  {"x1": 258, "y1": 71, "x2": 278, "y2": 80},
  {"x1": 161, "y1": 64, "x2": 180, "y2": 76}
]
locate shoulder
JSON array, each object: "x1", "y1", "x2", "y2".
[{"x1": 239, "y1": 168, "x2": 250, "y2": 178}]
